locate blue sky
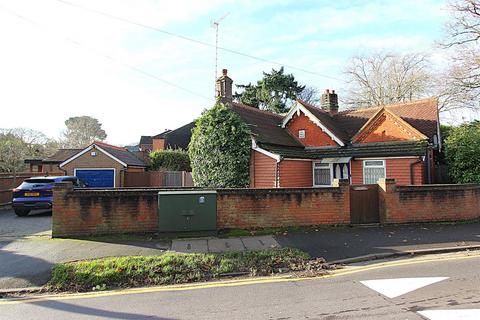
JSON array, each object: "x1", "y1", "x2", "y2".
[{"x1": 0, "y1": 0, "x2": 451, "y2": 145}]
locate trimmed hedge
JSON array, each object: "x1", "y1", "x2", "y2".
[{"x1": 149, "y1": 149, "x2": 191, "y2": 171}]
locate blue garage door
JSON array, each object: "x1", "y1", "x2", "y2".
[{"x1": 75, "y1": 169, "x2": 114, "y2": 188}]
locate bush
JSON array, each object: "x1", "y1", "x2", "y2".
[
  {"x1": 149, "y1": 149, "x2": 191, "y2": 171},
  {"x1": 445, "y1": 121, "x2": 480, "y2": 183},
  {"x1": 189, "y1": 101, "x2": 251, "y2": 188}
]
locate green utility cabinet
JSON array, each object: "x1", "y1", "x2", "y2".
[{"x1": 158, "y1": 190, "x2": 217, "y2": 232}]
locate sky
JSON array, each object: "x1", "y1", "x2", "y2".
[{"x1": 0, "y1": 0, "x2": 455, "y2": 146}]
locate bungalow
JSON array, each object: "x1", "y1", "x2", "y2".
[
  {"x1": 25, "y1": 141, "x2": 147, "y2": 187},
  {"x1": 215, "y1": 69, "x2": 440, "y2": 187}
]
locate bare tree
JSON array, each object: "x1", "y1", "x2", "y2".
[
  {"x1": 343, "y1": 52, "x2": 432, "y2": 108},
  {"x1": 298, "y1": 86, "x2": 322, "y2": 105},
  {"x1": 443, "y1": 0, "x2": 480, "y2": 47},
  {"x1": 0, "y1": 128, "x2": 59, "y2": 174},
  {"x1": 438, "y1": 0, "x2": 480, "y2": 110}
]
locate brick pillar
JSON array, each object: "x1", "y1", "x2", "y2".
[
  {"x1": 333, "y1": 178, "x2": 351, "y2": 223},
  {"x1": 378, "y1": 178, "x2": 396, "y2": 223},
  {"x1": 52, "y1": 181, "x2": 73, "y2": 238}
]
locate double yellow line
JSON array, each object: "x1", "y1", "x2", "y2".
[{"x1": 1, "y1": 251, "x2": 478, "y2": 305}]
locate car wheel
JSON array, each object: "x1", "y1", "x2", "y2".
[{"x1": 14, "y1": 208, "x2": 30, "y2": 217}]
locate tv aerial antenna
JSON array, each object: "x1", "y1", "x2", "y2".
[{"x1": 212, "y1": 12, "x2": 230, "y2": 96}]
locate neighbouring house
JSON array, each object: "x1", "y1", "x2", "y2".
[
  {"x1": 140, "y1": 123, "x2": 195, "y2": 152},
  {"x1": 25, "y1": 141, "x2": 147, "y2": 187},
  {"x1": 213, "y1": 69, "x2": 440, "y2": 187}
]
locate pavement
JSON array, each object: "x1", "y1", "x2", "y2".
[
  {"x1": 2, "y1": 251, "x2": 480, "y2": 319},
  {"x1": 1, "y1": 208, "x2": 480, "y2": 290}
]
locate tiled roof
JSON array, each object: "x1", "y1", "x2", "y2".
[
  {"x1": 259, "y1": 141, "x2": 428, "y2": 159},
  {"x1": 43, "y1": 149, "x2": 83, "y2": 163},
  {"x1": 229, "y1": 102, "x2": 302, "y2": 147},
  {"x1": 298, "y1": 100, "x2": 350, "y2": 142},
  {"x1": 333, "y1": 98, "x2": 439, "y2": 139},
  {"x1": 139, "y1": 135, "x2": 153, "y2": 145},
  {"x1": 94, "y1": 141, "x2": 147, "y2": 167},
  {"x1": 164, "y1": 122, "x2": 196, "y2": 150},
  {"x1": 153, "y1": 130, "x2": 171, "y2": 139}
]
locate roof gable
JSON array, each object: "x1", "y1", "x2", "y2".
[
  {"x1": 229, "y1": 102, "x2": 302, "y2": 147},
  {"x1": 59, "y1": 141, "x2": 146, "y2": 168},
  {"x1": 281, "y1": 101, "x2": 345, "y2": 146},
  {"x1": 334, "y1": 98, "x2": 439, "y2": 139},
  {"x1": 351, "y1": 107, "x2": 427, "y2": 143}
]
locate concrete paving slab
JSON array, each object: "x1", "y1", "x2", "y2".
[
  {"x1": 171, "y1": 239, "x2": 209, "y2": 253},
  {"x1": 208, "y1": 238, "x2": 245, "y2": 253},
  {"x1": 242, "y1": 236, "x2": 280, "y2": 251}
]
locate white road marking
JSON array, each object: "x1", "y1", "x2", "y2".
[
  {"x1": 418, "y1": 309, "x2": 480, "y2": 319},
  {"x1": 360, "y1": 277, "x2": 449, "y2": 298}
]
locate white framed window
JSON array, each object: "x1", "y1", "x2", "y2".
[
  {"x1": 363, "y1": 160, "x2": 386, "y2": 184},
  {"x1": 313, "y1": 162, "x2": 332, "y2": 186},
  {"x1": 298, "y1": 129, "x2": 305, "y2": 139}
]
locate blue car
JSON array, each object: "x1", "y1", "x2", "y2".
[{"x1": 12, "y1": 176, "x2": 85, "y2": 217}]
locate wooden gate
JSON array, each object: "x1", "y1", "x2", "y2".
[{"x1": 350, "y1": 184, "x2": 380, "y2": 224}]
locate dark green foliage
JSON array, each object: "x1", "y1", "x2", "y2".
[
  {"x1": 444, "y1": 121, "x2": 480, "y2": 183},
  {"x1": 149, "y1": 149, "x2": 191, "y2": 171},
  {"x1": 48, "y1": 248, "x2": 318, "y2": 292},
  {"x1": 234, "y1": 67, "x2": 305, "y2": 114},
  {"x1": 189, "y1": 101, "x2": 251, "y2": 188}
]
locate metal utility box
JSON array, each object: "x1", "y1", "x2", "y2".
[{"x1": 158, "y1": 190, "x2": 217, "y2": 232}]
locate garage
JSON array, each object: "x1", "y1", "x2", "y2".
[
  {"x1": 74, "y1": 169, "x2": 115, "y2": 188},
  {"x1": 58, "y1": 141, "x2": 147, "y2": 187}
]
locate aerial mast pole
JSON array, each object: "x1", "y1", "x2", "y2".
[{"x1": 212, "y1": 12, "x2": 229, "y2": 98}]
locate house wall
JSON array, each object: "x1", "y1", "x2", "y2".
[
  {"x1": 61, "y1": 146, "x2": 125, "y2": 187},
  {"x1": 279, "y1": 160, "x2": 312, "y2": 188},
  {"x1": 351, "y1": 158, "x2": 425, "y2": 185},
  {"x1": 354, "y1": 112, "x2": 424, "y2": 143},
  {"x1": 250, "y1": 150, "x2": 276, "y2": 188},
  {"x1": 152, "y1": 138, "x2": 165, "y2": 151},
  {"x1": 285, "y1": 112, "x2": 338, "y2": 147}
]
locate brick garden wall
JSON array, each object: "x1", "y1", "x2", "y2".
[
  {"x1": 378, "y1": 179, "x2": 480, "y2": 223},
  {"x1": 52, "y1": 182, "x2": 159, "y2": 237},
  {"x1": 52, "y1": 179, "x2": 480, "y2": 237},
  {"x1": 217, "y1": 180, "x2": 351, "y2": 229}
]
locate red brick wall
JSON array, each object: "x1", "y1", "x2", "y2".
[
  {"x1": 351, "y1": 158, "x2": 425, "y2": 185},
  {"x1": 286, "y1": 113, "x2": 338, "y2": 147},
  {"x1": 251, "y1": 150, "x2": 276, "y2": 188},
  {"x1": 52, "y1": 182, "x2": 158, "y2": 237},
  {"x1": 378, "y1": 179, "x2": 480, "y2": 224},
  {"x1": 279, "y1": 160, "x2": 312, "y2": 187},
  {"x1": 217, "y1": 181, "x2": 351, "y2": 229}
]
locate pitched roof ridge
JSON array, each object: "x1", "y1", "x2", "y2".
[
  {"x1": 230, "y1": 102, "x2": 284, "y2": 119},
  {"x1": 338, "y1": 97, "x2": 438, "y2": 115},
  {"x1": 94, "y1": 140, "x2": 128, "y2": 151}
]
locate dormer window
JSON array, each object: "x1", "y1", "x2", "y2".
[{"x1": 298, "y1": 129, "x2": 305, "y2": 139}]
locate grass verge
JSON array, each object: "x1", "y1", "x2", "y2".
[{"x1": 48, "y1": 248, "x2": 334, "y2": 292}]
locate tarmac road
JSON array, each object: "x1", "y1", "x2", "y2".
[{"x1": 1, "y1": 251, "x2": 479, "y2": 319}]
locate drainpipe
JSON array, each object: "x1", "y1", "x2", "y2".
[
  {"x1": 120, "y1": 167, "x2": 127, "y2": 188},
  {"x1": 426, "y1": 148, "x2": 432, "y2": 184},
  {"x1": 410, "y1": 157, "x2": 422, "y2": 185}
]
